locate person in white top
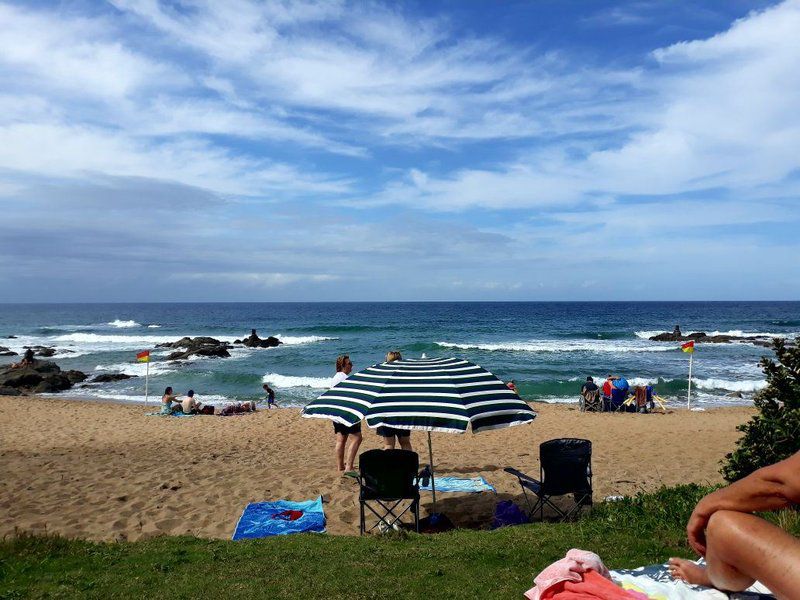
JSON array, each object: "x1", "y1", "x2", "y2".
[{"x1": 331, "y1": 354, "x2": 362, "y2": 472}]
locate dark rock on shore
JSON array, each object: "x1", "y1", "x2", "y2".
[
  {"x1": 0, "y1": 386, "x2": 21, "y2": 395},
  {"x1": 0, "y1": 346, "x2": 17, "y2": 356},
  {"x1": 157, "y1": 336, "x2": 232, "y2": 361},
  {"x1": 234, "y1": 329, "x2": 281, "y2": 348},
  {"x1": 0, "y1": 361, "x2": 86, "y2": 394},
  {"x1": 90, "y1": 373, "x2": 133, "y2": 383}
]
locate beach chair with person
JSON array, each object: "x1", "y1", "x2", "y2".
[{"x1": 504, "y1": 438, "x2": 593, "y2": 522}]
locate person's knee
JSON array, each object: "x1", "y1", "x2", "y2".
[{"x1": 707, "y1": 510, "x2": 755, "y2": 549}]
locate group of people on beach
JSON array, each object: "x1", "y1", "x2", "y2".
[
  {"x1": 330, "y1": 350, "x2": 412, "y2": 472},
  {"x1": 580, "y1": 374, "x2": 656, "y2": 412},
  {"x1": 159, "y1": 387, "x2": 257, "y2": 416}
]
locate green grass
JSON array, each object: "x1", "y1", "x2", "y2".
[{"x1": 2, "y1": 485, "x2": 798, "y2": 599}]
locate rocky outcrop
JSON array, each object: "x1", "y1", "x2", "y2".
[
  {"x1": 0, "y1": 346, "x2": 16, "y2": 356},
  {"x1": 24, "y1": 346, "x2": 58, "y2": 357},
  {"x1": 89, "y1": 373, "x2": 133, "y2": 383},
  {"x1": 234, "y1": 329, "x2": 281, "y2": 348},
  {"x1": 156, "y1": 336, "x2": 231, "y2": 361},
  {"x1": 649, "y1": 325, "x2": 782, "y2": 347},
  {"x1": 0, "y1": 361, "x2": 86, "y2": 394}
]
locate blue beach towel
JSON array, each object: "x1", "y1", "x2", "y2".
[
  {"x1": 232, "y1": 496, "x2": 326, "y2": 540},
  {"x1": 420, "y1": 476, "x2": 495, "y2": 493},
  {"x1": 145, "y1": 411, "x2": 195, "y2": 417}
]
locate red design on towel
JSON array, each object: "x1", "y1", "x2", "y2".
[{"x1": 273, "y1": 510, "x2": 304, "y2": 521}]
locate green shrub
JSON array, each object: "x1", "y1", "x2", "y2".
[{"x1": 721, "y1": 338, "x2": 800, "y2": 482}]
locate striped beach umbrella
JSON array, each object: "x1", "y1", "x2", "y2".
[{"x1": 302, "y1": 356, "x2": 537, "y2": 510}]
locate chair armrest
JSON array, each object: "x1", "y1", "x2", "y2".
[{"x1": 504, "y1": 467, "x2": 541, "y2": 486}]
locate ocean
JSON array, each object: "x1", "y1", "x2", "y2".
[{"x1": 1, "y1": 302, "x2": 797, "y2": 408}]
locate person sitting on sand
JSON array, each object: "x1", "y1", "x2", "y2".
[
  {"x1": 160, "y1": 387, "x2": 180, "y2": 415},
  {"x1": 331, "y1": 354, "x2": 362, "y2": 472},
  {"x1": 377, "y1": 351, "x2": 412, "y2": 452},
  {"x1": 262, "y1": 383, "x2": 277, "y2": 409},
  {"x1": 580, "y1": 376, "x2": 600, "y2": 411},
  {"x1": 668, "y1": 450, "x2": 800, "y2": 598},
  {"x1": 181, "y1": 390, "x2": 201, "y2": 415},
  {"x1": 601, "y1": 375, "x2": 615, "y2": 412}
]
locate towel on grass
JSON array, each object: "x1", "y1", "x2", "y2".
[
  {"x1": 232, "y1": 496, "x2": 326, "y2": 540},
  {"x1": 611, "y1": 562, "x2": 774, "y2": 600},
  {"x1": 420, "y1": 476, "x2": 495, "y2": 493}
]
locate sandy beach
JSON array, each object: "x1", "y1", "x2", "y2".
[{"x1": 0, "y1": 395, "x2": 753, "y2": 542}]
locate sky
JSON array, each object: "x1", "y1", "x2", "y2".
[{"x1": 1, "y1": 0, "x2": 798, "y2": 302}]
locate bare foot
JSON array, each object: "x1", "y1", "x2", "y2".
[{"x1": 668, "y1": 558, "x2": 712, "y2": 586}]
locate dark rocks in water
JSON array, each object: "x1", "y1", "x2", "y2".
[
  {"x1": 166, "y1": 346, "x2": 230, "y2": 360},
  {"x1": 649, "y1": 326, "x2": 785, "y2": 347},
  {"x1": 24, "y1": 345, "x2": 57, "y2": 357},
  {"x1": 5, "y1": 335, "x2": 17, "y2": 339},
  {"x1": 157, "y1": 336, "x2": 232, "y2": 361},
  {"x1": 65, "y1": 370, "x2": 88, "y2": 384},
  {"x1": 89, "y1": 373, "x2": 133, "y2": 383},
  {"x1": 0, "y1": 346, "x2": 17, "y2": 356},
  {"x1": 0, "y1": 361, "x2": 86, "y2": 394},
  {"x1": 235, "y1": 329, "x2": 281, "y2": 348},
  {"x1": 725, "y1": 391, "x2": 744, "y2": 399}
]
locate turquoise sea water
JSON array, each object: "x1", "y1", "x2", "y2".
[{"x1": 0, "y1": 302, "x2": 797, "y2": 408}]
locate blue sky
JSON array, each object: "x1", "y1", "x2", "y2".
[{"x1": 1, "y1": 0, "x2": 798, "y2": 302}]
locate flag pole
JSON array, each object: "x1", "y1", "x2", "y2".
[
  {"x1": 145, "y1": 355, "x2": 150, "y2": 406},
  {"x1": 687, "y1": 351, "x2": 693, "y2": 410}
]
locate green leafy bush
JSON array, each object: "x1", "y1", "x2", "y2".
[{"x1": 721, "y1": 338, "x2": 800, "y2": 482}]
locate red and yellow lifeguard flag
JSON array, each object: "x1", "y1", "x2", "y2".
[
  {"x1": 136, "y1": 350, "x2": 150, "y2": 363},
  {"x1": 681, "y1": 341, "x2": 695, "y2": 353}
]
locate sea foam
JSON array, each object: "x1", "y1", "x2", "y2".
[
  {"x1": 436, "y1": 340, "x2": 674, "y2": 353},
  {"x1": 262, "y1": 373, "x2": 332, "y2": 389},
  {"x1": 107, "y1": 319, "x2": 141, "y2": 328}
]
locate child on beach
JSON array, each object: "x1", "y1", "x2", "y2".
[{"x1": 262, "y1": 383, "x2": 277, "y2": 408}]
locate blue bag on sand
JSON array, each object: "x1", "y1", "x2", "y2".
[{"x1": 491, "y1": 500, "x2": 529, "y2": 529}]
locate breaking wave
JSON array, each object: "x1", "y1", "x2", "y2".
[
  {"x1": 436, "y1": 340, "x2": 674, "y2": 353},
  {"x1": 108, "y1": 320, "x2": 141, "y2": 328},
  {"x1": 262, "y1": 373, "x2": 332, "y2": 389}
]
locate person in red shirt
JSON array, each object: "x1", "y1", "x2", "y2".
[{"x1": 602, "y1": 375, "x2": 614, "y2": 412}]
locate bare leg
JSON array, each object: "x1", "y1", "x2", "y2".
[
  {"x1": 398, "y1": 436, "x2": 413, "y2": 452},
  {"x1": 334, "y1": 433, "x2": 347, "y2": 472},
  {"x1": 344, "y1": 432, "x2": 362, "y2": 471},
  {"x1": 382, "y1": 436, "x2": 396, "y2": 450},
  {"x1": 670, "y1": 510, "x2": 800, "y2": 599}
]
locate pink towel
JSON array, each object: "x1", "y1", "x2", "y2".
[
  {"x1": 543, "y1": 570, "x2": 636, "y2": 599},
  {"x1": 524, "y1": 549, "x2": 612, "y2": 600}
]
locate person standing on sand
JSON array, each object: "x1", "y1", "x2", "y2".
[
  {"x1": 668, "y1": 451, "x2": 800, "y2": 598},
  {"x1": 377, "y1": 351, "x2": 412, "y2": 451},
  {"x1": 262, "y1": 383, "x2": 277, "y2": 408},
  {"x1": 331, "y1": 354, "x2": 362, "y2": 472}
]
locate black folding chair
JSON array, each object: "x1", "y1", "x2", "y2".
[
  {"x1": 504, "y1": 438, "x2": 593, "y2": 522},
  {"x1": 348, "y1": 449, "x2": 431, "y2": 535}
]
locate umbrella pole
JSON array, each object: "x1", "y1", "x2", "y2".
[{"x1": 427, "y1": 431, "x2": 437, "y2": 514}]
